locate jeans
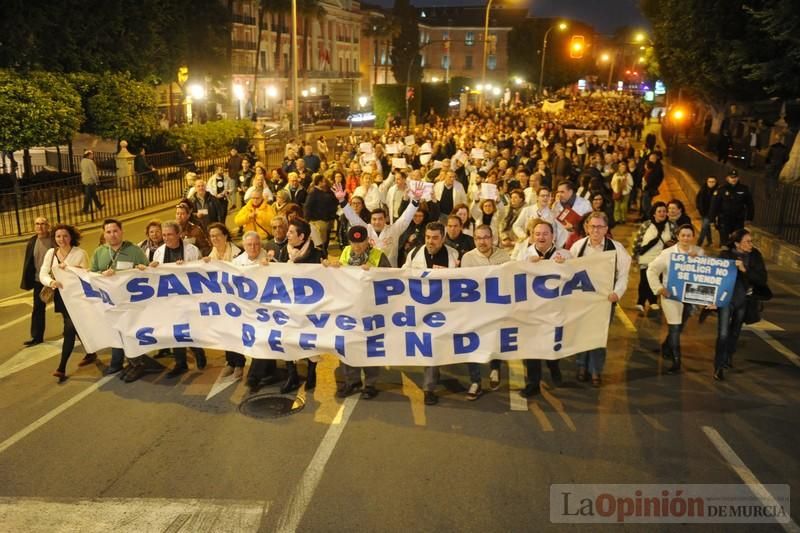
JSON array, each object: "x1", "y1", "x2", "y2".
[
  {"x1": 661, "y1": 304, "x2": 693, "y2": 359},
  {"x1": 576, "y1": 348, "x2": 606, "y2": 376},
  {"x1": 524, "y1": 359, "x2": 561, "y2": 386},
  {"x1": 641, "y1": 189, "x2": 656, "y2": 219},
  {"x1": 714, "y1": 303, "x2": 746, "y2": 370},
  {"x1": 225, "y1": 351, "x2": 246, "y2": 368},
  {"x1": 697, "y1": 217, "x2": 714, "y2": 247},
  {"x1": 82, "y1": 184, "x2": 102, "y2": 213}
]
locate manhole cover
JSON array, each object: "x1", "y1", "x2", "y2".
[{"x1": 238, "y1": 392, "x2": 305, "y2": 419}]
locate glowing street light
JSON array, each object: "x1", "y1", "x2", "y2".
[
  {"x1": 189, "y1": 83, "x2": 205, "y2": 100},
  {"x1": 301, "y1": 89, "x2": 309, "y2": 98},
  {"x1": 601, "y1": 53, "x2": 610, "y2": 63},
  {"x1": 492, "y1": 87, "x2": 501, "y2": 96},
  {"x1": 539, "y1": 21, "x2": 568, "y2": 96},
  {"x1": 266, "y1": 85, "x2": 278, "y2": 99},
  {"x1": 358, "y1": 95, "x2": 368, "y2": 108},
  {"x1": 232, "y1": 83, "x2": 244, "y2": 119},
  {"x1": 309, "y1": 86, "x2": 317, "y2": 95},
  {"x1": 431, "y1": 76, "x2": 440, "y2": 83},
  {"x1": 634, "y1": 32, "x2": 646, "y2": 43}
]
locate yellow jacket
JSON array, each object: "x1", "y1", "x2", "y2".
[{"x1": 234, "y1": 199, "x2": 275, "y2": 238}]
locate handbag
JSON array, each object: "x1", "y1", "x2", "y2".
[
  {"x1": 39, "y1": 285, "x2": 54, "y2": 304},
  {"x1": 38, "y1": 252, "x2": 57, "y2": 304},
  {"x1": 743, "y1": 297, "x2": 763, "y2": 325}
]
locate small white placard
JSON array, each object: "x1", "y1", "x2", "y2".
[
  {"x1": 408, "y1": 179, "x2": 434, "y2": 201},
  {"x1": 480, "y1": 182, "x2": 498, "y2": 200},
  {"x1": 359, "y1": 142, "x2": 373, "y2": 153},
  {"x1": 391, "y1": 157, "x2": 407, "y2": 169},
  {"x1": 470, "y1": 148, "x2": 485, "y2": 160}
]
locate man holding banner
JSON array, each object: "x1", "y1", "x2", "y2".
[
  {"x1": 570, "y1": 212, "x2": 631, "y2": 386},
  {"x1": 89, "y1": 219, "x2": 149, "y2": 376}
]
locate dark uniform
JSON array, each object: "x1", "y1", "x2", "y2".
[{"x1": 709, "y1": 178, "x2": 754, "y2": 245}]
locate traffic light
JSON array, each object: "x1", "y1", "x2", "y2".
[{"x1": 569, "y1": 35, "x2": 585, "y2": 59}]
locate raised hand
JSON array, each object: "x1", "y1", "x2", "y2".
[{"x1": 332, "y1": 183, "x2": 347, "y2": 202}]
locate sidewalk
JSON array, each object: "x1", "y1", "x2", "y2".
[{"x1": 654, "y1": 124, "x2": 800, "y2": 270}]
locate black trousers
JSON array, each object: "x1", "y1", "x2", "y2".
[
  {"x1": 524, "y1": 359, "x2": 561, "y2": 386},
  {"x1": 30, "y1": 282, "x2": 46, "y2": 341}
]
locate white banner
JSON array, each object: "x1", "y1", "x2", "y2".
[
  {"x1": 565, "y1": 128, "x2": 610, "y2": 140},
  {"x1": 55, "y1": 253, "x2": 617, "y2": 365}
]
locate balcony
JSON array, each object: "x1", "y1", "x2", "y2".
[
  {"x1": 232, "y1": 39, "x2": 257, "y2": 50},
  {"x1": 232, "y1": 14, "x2": 256, "y2": 25}
]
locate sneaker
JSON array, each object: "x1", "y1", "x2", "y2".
[
  {"x1": 635, "y1": 304, "x2": 645, "y2": 314},
  {"x1": 424, "y1": 391, "x2": 438, "y2": 405},
  {"x1": 651, "y1": 303, "x2": 660, "y2": 311},
  {"x1": 489, "y1": 369, "x2": 500, "y2": 391},
  {"x1": 466, "y1": 382, "x2": 483, "y2": 401},
  {"x1": 713, "y1": 368, "x2": 724, "y2": 381},
  {"x1": 220, "y1": 365, "x2": 235, "y2": 378},
  {"x1": 233, "y1": 367, "x2": 244, "y2": 379}
]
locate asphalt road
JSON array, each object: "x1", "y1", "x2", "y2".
[{"x1": 0, "y1": 174, "x2": 798, "y2": 532}]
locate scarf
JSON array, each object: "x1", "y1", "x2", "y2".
[
  {"x1": 348, "y1": 247, "x2": 371, "y2": 266},
  {"x1": 287, "y1": 238, "x2": 312, "y2": 263}
]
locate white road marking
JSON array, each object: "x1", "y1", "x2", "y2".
[
  {"x1": 702, "y1": 426, "x2": 800, "y2": 532},
  {"x1": 0, "y1": 295, "x2": 32, "y2": 308},
  {"x1": 507, "y1": 359, "x2": 527, "y2": 411},
  {"x1": 0, "y1": 303, "x2": 53, "y2": 332},
  {"x1": 0, "y1": 291, "x2": 30, "y2": 304},
  {"x1": 772, "y1": 279, "x2": 800, "y2": 299},
  {"x1": 0, "y1": 341, "x2": 62, "y2": 380},
  {"x1": 749, "y1": 328, "x2": 800, "y2": 368},
  {"x1": 0, "y1": 497, "x2": 268, "y2": 533},
  {"x1": 205, "y1": 370, "x2": 240, "y2": 401},
  {"x1": 745, "y1": 319, "x2": 785, "y2": 332},
  {"x1": 275, "y1": 395, "x2": 359, "y2": 533},
  {"x1": 0, "y1": 375, "x2": 114, "y2": 454},
  {"x1": 615, "y1": 306, "x2": 637, "y2": 333}
]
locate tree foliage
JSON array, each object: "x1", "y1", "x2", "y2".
[
  {"x1": 390, "y1": 0, "x2": 422, "y2": 87},
  {"x1": 85, "y1": 73, "x2": 159, "y2": 142},
  {"x1": 0, "y1": 70, "x2": 83, "y2": 152},
  {"x1": 641, "y1": 0, "x2": 799, "y2": 111},
  {"x1": 0, "y1": 0, "x2": 230, "y2": 81},
  {"x1": 168, "y1": 120, "x2": 255, "y2": 158}
]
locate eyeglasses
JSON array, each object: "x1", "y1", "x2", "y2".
[{"x1": 588, "y1": 225, "x2": 608, "y2": 230}]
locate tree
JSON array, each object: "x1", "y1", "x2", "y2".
[
  {"x1": 390, "y1": 0, "x2": 422, "y2": 87},
  {"x1": 0, "y1": 0, "x2": 229, "y2": 82},
  {"x1": 86, "y1": 73, "x2": 158, "y2": 143},
  {"x1": 742, "y1": 0, "x2": 800, "y2": 97},
  {"x1": 0, "y1": 70, "x2": 83, "y2": 177},
  {"x1": 253, "y1": 0, "x2": 291, "y2": 107},
  {"x1": 641, "y1": 0, "x2": 765, "y2": 133}
]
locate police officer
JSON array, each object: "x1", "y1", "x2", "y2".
[{"x1": 708, "y1": 169, "x2": 754, "y2": 245}]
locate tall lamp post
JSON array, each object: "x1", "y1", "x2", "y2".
[
  {"x1": 538, "y1": 21, "x2": 567, "y2": 98},
  {"x1": 479, "y1": 0, "x2": 495, "y2": 110},
  {"x1": 291, "y1": 0, "x2": 300, "y2": 135},
  {"x1": 600, "y1": 52, "x2": 615, "y2": 89}
]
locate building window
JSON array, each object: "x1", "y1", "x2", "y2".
[
  {"x1": 465, "y1": 31, "x2": 474, "y2": 46},
  {"x1": 442, "y1": 55, "x2": 450, "y2": 69},
  {"x1": 442, "y1": 31, "x2": 449, "y2": 41},
  {"x1": 465, "y1": 55, "x2": 473, "y2": 69},
  {"x1": 487, "y1": 54, "x2": 497, "y2": 71}
]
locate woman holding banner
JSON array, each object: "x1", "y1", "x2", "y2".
[
  {"x1": 39, "y1": 224, "x2": 95, "y2": 382},
  {"x1": 646, "y1": 224, "x2": 705, "y2": 374},
  {"x1": 712, "y1": 229, "x2": 771, "y2": 381}
]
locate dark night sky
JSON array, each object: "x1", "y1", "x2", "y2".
[{"x1": 370, "y1": 0, "x2": 650, "y2": 35}]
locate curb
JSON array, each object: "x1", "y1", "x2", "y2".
[{"x1": 666, "y1": 157, "x2": 800, "y2": 270}]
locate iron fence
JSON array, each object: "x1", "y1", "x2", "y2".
[
  {"x1": 672, "y1": 144, "x2": 800, "y2": 246},
  {"x1": 0, "y1": 157, "x2": 227, "y2": 238}
]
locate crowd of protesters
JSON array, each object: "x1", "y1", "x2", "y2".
[{"x1": 22, "y1": 91, "x2": 769, "y2": 401}]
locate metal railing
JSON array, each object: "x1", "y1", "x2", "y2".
[
  {"x1": 0, "y1": 157, "x2": 227, "y2": 238},
  {"x1": 43, "y1": 149, "x2": 181, "y2": 176},
  {"x1": 672, "y1": 143, "x2": 800, "y2": 246}
]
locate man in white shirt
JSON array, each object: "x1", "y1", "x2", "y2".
[
  {"x1": 460, "y1": 224, "x2": 511, "y2": 398},
  {"x1": 150, "y1": 221, "x2": 202, "y2": 378},
  {"x1": 233, "y1": 231, "x2": 268, "y2": 266},
  {"x1": 513, "y1": 186, "x2": 563, "y2": 245},
  {"x1": 334, "y1": 182, "x2": 424, "y2": 267},
  {"x1": 568, "y1": 211, "x2": 632, "y2": 386}
]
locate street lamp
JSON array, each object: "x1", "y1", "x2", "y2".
[
  {"x1": 358, "y1": 95, "x2": 368, "y2": 108},
  {"x1": 600, "y1": 52, "x2": 615, "y2": 89},
  {"x1": 291, "y1": 0, "x2": 299, "y2": 134},
  {"x1": 538, "y1": 21, "x2": 567, "y2": 98},
  {"x1": 233, "y1": 83, "x2": 244, "y2": 120},
  {"x1": 479, "y1": 0, "x2": 495, "y2": 110},
  {"x1": 266, "y1": 85, "x2": 279, "y2": 119}
]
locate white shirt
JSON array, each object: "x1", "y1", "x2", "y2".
[
  {"x1": 569, "y1": 236, "x2": 632, "y2": 298},
  {"x1": 511, "y1": 242, "x2": 571, "y2": 262},
  {"x1": 343, "y1": 200, "x2": 418, "y2": 267},
  {"x1": 153, "y1": 242, "x2": 201, "y2": 264},
  {"x1": 233, "y1": 249, "x2": 268, "y2": 266}
]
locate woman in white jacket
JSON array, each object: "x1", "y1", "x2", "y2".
[
  {"x1": 632, "y1": 202, "x2": 676, "y2": 314},
  {"x1": 647, "y1": 224, "x2": 704, "y2": 374},
  {"x1": 469, "y1": 198, "x2": 505, "y2": 246},
  {"x1": 39, "y1": 224, "x2": 92, "y2": 382}
]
